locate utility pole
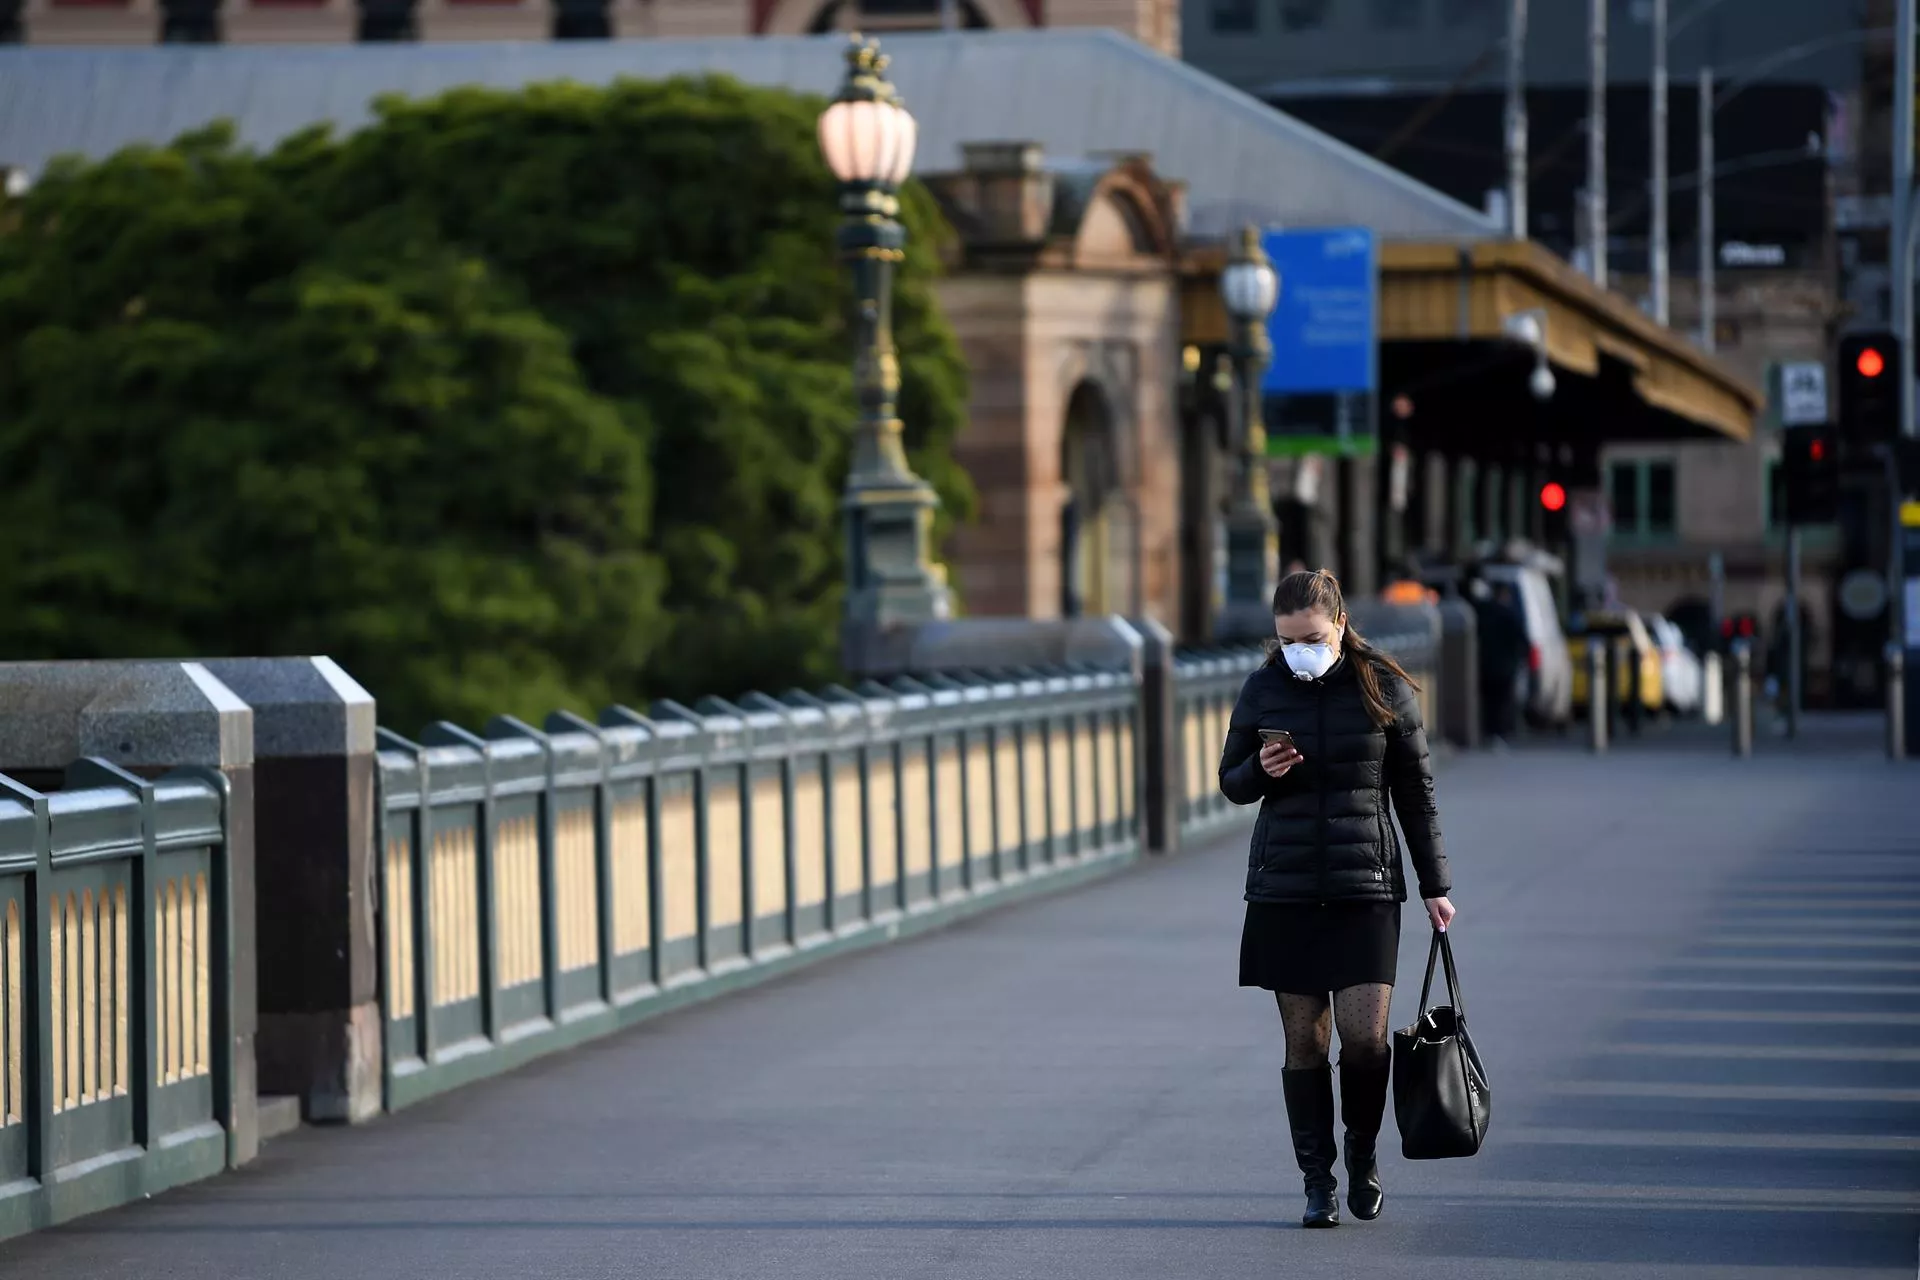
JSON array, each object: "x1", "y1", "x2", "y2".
[
  {"x1": 1587, "y1": 0, "x2": 1608, "y2": 287},
  {"x1": 1698, "y1": 65, "x2": 1715, "y2": 351},
  {"x1": 1894, "y1": 0, "x2": 1916, "y2": 758},
  {"x1": 1650, "y1": 0, "x2": 1669, "y2": 323},
  {"x1": 1505, "y1": 0, "x2": 1530, "y2": 239},
  {"x1": 1898, "y1": 0, "x2": 1915, "y2": 439}
]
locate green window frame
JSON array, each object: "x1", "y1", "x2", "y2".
[{"x1": 1607, "y1": 458, "x2": 1678, "y2": 544}]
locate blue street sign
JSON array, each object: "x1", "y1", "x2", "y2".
[{"x1": 1260, "y1": 227, "x2": 1377, "y2": 395}]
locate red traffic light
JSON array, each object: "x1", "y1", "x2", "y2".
[
  {"x1": 1539, "y1": 482, "x2": 1568, "y2": 512},
  {"x1": 1809, "y1": 437, "x2": 1826, "y2": 462},
  {"x1": 1857, "y1": 347, "x2": 1886, "y2": 379}
]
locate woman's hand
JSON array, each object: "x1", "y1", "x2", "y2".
[
  {"x1": 1423, "y1": 896, "x2": 1456, "y2": 933},
  {"x1": 1259, "y1": 742, "x2": 1303, "y2": 779}
]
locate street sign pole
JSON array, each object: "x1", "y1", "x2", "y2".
[
  {"x1": 1777, "y1": 360, "x2": 1826, "y2": 740},
  {"x1": 1787, "y1": 524, "x2": 1801, "y2": 739}
]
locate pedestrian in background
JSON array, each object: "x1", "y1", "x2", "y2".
[
  {"x1": 1469, "y1": 577, "x2": 1528, "y2": 745},
  {"x1": 1217, "y1": 568, "x2": 1456, "y2": 1228}
]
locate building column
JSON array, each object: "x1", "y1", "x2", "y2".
[
  {"x1": 1480, "y1": 462, "x2": 1505, "y2": 548},
  {"x1": 1451, "y1": 456, "x2": 1479, "y2": 562},
  {"x1": 1339, "y1": 452, "x2": 1380, "y2": 597}
]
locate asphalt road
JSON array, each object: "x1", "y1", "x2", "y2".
[{"x1": 3, "y1": 723, "x2": 1915, "y2": 1279}]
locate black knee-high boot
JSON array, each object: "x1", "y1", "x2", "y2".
[
  {"x1": 1339, "y1": 1055, "x2": 1391, "y2": 1221},
  {"x1": 1280, "y1": 1065, "x2": 1340, "y2": 1228}
]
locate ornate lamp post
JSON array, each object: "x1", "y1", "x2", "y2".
[
  {"x1": 817, "y1": 36, "x2": 951, "y2": 659},
  {"x1": 1217, "y1": 225, "x2": 1281, "y2": 638}
]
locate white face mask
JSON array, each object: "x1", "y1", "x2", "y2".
[{"x1": 1282, "y1": 636, "x2": 1340, "y2": 681}]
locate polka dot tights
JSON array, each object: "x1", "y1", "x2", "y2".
[{"x1": 1277, "y1": 984, "x2": 1392, "y2": 1070}]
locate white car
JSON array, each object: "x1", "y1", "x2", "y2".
[
  {"x1": 1480, "y1": 557, "x2": 1574, "y2": 729},
  {"x1": 1647, "y1": 614, "x2": 1704, "y2": 716}
]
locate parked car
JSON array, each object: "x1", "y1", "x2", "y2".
[
  {"x1": 1647, "y1": 613, "x2": 1704, "y2": 716},
  {"x1": 1569, "y1": 610, "x2": 1665, "y2": 717},
  {"x1": 1480, "y1": 555, "x2": 1574, "y2": 729}
]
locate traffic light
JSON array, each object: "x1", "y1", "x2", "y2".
[
  {"x1": 1536, "y1": 477, "x2": 1569, "y2": 547},
  {"x1": 1781, "y1": 423, "x2": 1840, "y2": 524},
  {"x1": 1836, "y1": 331, "x2": 1902, "y2": 462}
]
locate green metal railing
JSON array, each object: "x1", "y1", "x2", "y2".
[
  {"x1": 0, "y1": 760, "x2": 235, "y2": 1241},
  {"x1": 1171, "y1": 645, "x2": 1266, "y2": 840},
  {"x1": 373, "y1": 666, "x2": 1142, "y2": 1109}
]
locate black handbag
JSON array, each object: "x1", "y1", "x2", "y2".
[{"x1": 1392, "y1": 928, "x2": 1491, "y2": 1160}]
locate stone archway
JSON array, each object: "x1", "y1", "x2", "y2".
[{"x1": 1060, "y1": 379, "x2": 1136, "y2": 618}]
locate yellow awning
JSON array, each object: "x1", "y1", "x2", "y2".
[{"x1": 1181, "y1": 238, "x2": 1761, "y2": 444}]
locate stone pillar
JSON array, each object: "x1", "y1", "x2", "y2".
[
  {"x1": 0, "y1": 661, "x2": 259, "y2": 1165},
  {"x1": 203, "y1": 658, "x2": 381, "y2": 1125}
]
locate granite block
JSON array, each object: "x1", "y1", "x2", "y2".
[
  {"x1": 201, "y1": 657, "x2": 376, "y2": 758},
  {"x1": 0, "y1": 660, "x2": 252, "y2": 771}
]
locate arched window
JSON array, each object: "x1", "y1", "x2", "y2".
[{"x1": 805, "y1": 0, "x2": 989, "y2": 31}]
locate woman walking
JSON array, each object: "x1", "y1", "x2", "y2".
[{"x1": 1218, "y1": 569, "x2": 1456, "y2": 1228}]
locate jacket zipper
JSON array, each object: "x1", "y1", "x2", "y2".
[{"x1": 1314, "y1": 680, "x2": 1329, "y2": 903}]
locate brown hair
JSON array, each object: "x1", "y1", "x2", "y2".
[{"x1": 1265, "y1": 568, "x2": 1419, "y2": 726}]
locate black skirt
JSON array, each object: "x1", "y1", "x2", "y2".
[{"x1": 1238, "y1": 901, "x2": 1401, "y2": 994}]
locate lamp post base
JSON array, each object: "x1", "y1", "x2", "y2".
[
  {"x1": 841, "y1": 476, "x2": 951, "y2": 668},
  {"x1": 1218, "y1": 504, "x2": 1276, "y2": 642}
]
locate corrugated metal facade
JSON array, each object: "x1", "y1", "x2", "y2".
[{"x1": 0, "y1": 28, "x2": 1495, "y2": 240}]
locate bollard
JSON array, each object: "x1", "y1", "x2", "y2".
[
  {"x1": 1625, "y1": 640, "x2": 1644, "y2": 736},
  {"x1": 1888, "y1": 643, "x2": 1907, "y2": 762},
  {"x1": 1730, "y1": 640, "x2": 1754, "y2": 758},
  {"x1": 1586, "y1": 642, "x2": 1609, "y2": 753},
  {"x1": 1702, "y1": 651, "x2": 1724, "y2": 726}
]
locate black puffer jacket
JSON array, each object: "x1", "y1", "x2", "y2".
[{"x1": 1218, "y1": 655, "x2": 1449, "y2": 905}]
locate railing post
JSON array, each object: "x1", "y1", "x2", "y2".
[
  {"x1": 1587, "y1": 642, "x2": 1609, "y2": 754},
  {"x1": 1730, "y1": 640, "x2": 1754, "y2": 759},
  {"x1": 0, "y1": 776, "x2": 56, "y2": 1187},
  {"x1": 419, "y1": 723, "x2": 498, "y2": 1043},
  {"x1": 1887, "y1": 643, "x2": 1907, "y2": 762}
]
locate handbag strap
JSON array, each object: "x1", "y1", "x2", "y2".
[{"x1": 1415, "y1": 927, "x2": 1466, "y2": 1020}]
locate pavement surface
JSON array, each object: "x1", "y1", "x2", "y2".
[{"x1": 3, "y1": 718, "x2": 1916, "y2": 1279}]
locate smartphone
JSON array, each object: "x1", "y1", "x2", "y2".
[{"x1": 1258, "y1": 729, "x2": 1297, "y2": 751}]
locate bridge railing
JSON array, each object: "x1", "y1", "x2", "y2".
[
  {"x1": 0, "y1": 760, "x2": 235, "y2": 1238},
  {"x1": 371, "y1": 665, "x2": 1140, "y2": 1110}
]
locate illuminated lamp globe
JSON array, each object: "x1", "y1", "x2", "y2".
[
  {"x1": 817, "y1": 67, "x2": 918, "y2": 188},
  {"x1": 1220, "y1": 247, "x2": 1280, "y2": 322}
]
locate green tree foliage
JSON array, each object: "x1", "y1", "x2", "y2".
[{"x1": 0, "y1": 76, "x2": 972, "y2": 729}]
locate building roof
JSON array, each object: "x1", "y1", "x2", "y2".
[{"x1": 0, "y1": 29, "x2": 1497, "y2": 242}]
